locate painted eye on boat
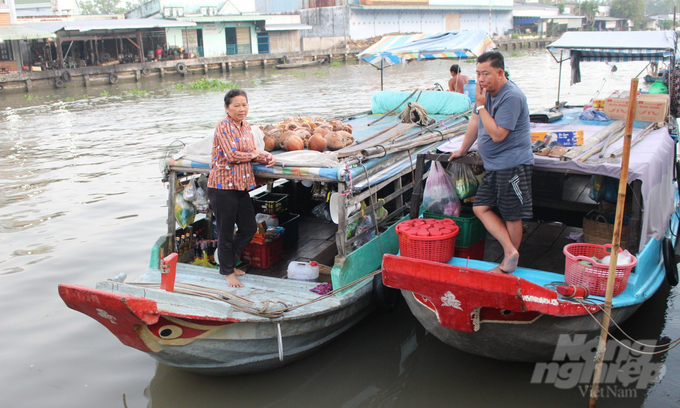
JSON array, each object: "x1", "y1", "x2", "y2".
[{"x1": 157, "y1": 325, "x2": 183, "y2": 339}]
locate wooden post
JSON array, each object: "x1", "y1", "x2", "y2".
[
  {"x1": 221, "y1": 62, "x2": 226, "y2": 72},
  {"x1": 243, "y1": 60, "x2": 248, "y2": 70},
  {"x1": 83, "y1": 74, "x2": 90, "y2": 87},
  {"x1": 56, "y1": 36, "x2": 64, "y2": 69},
  {"x1": 588, "y1": 78, "x2": 639, "y2": 408},
  {"x1": 25, "y1": 79, "x2": 32, "y2": 92},
  {"x1": 136, "y1": 30, "x2": 144, "y2": 63},
  {"x1": 203, "y1": 64, "x2": 208, "y2": 74}
]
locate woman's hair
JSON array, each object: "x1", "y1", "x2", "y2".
[{"x1": 224, "y1": 89, "x2": 248, "y2": 106}]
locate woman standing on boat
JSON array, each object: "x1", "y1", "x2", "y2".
[{"x1": 208, "y1": 89, "x2": 276, "y2": 287}]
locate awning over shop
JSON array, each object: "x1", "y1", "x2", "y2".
[
  {"x1": 265, "y1": 23, "x2": 312, "y2": 31},
  {"x1": 359, "y1": 30, "x2": 496, "y2": 68},
  {"x1": 0, "y1": 25, "x2": 55, "y2": 40},
  {"x1": 548, "y1": 30, "x2": 677, "y2": 62},
  {"x1": 22, "y1": 19, "x2": 196, "y2": 34}
]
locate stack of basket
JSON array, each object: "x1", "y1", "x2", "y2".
[{"x1": 395, "y1": 218, "x2": 459, "y2": 263}]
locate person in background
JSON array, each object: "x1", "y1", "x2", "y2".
[
  {"x1": 207, "y1": 89, "x2": 276, "y2": 287},
  {"x1": 448, "y1": 64, "x2": 469, "y2": 93},
  {"x1": 448, "y1": 51, "x2": 533, "y2": 274}
]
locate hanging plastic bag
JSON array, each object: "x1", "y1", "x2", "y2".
[
  {"x1": 423, "y1": 161, "x2": 460, "y2": 217},
  {"x1": 175, "y1": 192, "x2": 196, "y2": 228},
  {"x1": 191, "y1": 179, "x2": 209, "y2": 213},
  {"x1": 446, "y1": 162, "x2": 479, "y2": 200},
  {"x1": 589, "y1": 175, "x2": 618, "y2": 203},
  {"x1": 183, "y1": 180, "x2": 196, "y2": 202},
  {"x1": 312, "y1": 202, "x2": 332, "y2": 221}
]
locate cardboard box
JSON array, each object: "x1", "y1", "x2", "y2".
[
  {"x1": 531, "y1": 130, "x2": 584, "y2": 147},
  {"x1": 604, "y1": 94, "x2": 669, "y2": 122}
]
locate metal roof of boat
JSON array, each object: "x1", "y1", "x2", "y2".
[
  {"x1": 548, "y1": 30, "x2": 677, "y2": 62},
  {"x1": 21, "y1": 19, "x2": 196, "y2": 33},
  {"x1": 359, "y1": 29, "x2": 496, "y2": 69},
  {"x1": 0, "y1": 24, "x2": 55, "y2": 40}
]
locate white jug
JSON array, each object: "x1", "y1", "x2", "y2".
[{"x1": 288, "y1": 261, "x2": 319, "y2": 281}]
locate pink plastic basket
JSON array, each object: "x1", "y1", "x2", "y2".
[{"x1": 563, "y1": 243, "x2": 636, "y2": 297}]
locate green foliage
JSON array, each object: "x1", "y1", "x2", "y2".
[
  {"x1": 82, "y1": 95, "x2": 89, "y2": 100},
  {"x1": 293, "y1": 72, "x2": 306, "y2": 77},
  {"x1": 647, "y1": 0, "x2": 676, "y2": 15},
  {"x1": 80, "y1": 0, "x2": 143, "y2": 15},
  {"x1": 659, "y1": 19, "x2": 674, "y2": 30},
  {"x1": 313, "y1": 70, "x2": 329, "y2": 75},
  {"x1": 511, "y1": 33, "x2": 520, "y2": 39},
  {"x1": 329, "y1": 61, "x2": 341, "y2": 68},
  {"x1": 125, "y1": 89, "x2": 150, "y2": 97},
  {"x1": 100, "y1": 91, "x2": 109, "y2": 97},
  {"x1": 574, "y1": 1, "x2": 599, "y2": 29},
  {"x1": 64, "y1": 97, "x2": 75, "y2": 102},
  {"x1": 24, "y1": 95, "x2": 32, "y2": 100},
  {"x1": 610, "y1": 0, "x2": 646, "y2": 29},
  {"x1": 557, "y1": 3, "x2": 565, "y2": 14},
  {"x1": 180, "y1": 77, "x2": 237, "y2": 91}
]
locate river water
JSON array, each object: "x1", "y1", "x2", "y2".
[{"x1": 1, "y1": 49, "x2": 678, "y2": 408}]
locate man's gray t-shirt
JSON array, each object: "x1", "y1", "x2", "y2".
[{"x1": 475, "y1": 81, "x2": 534, "y2": 171}]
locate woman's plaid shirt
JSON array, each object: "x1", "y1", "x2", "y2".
[{"x1": 207, "y1": 115, "x2": 266, "y2": 191}]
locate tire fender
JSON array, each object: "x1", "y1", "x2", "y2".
[
  {"x1": 61, "y1": 70, "x2": 72, "y2": 82},
  {"x1": 55, "y1": 78, "x2": 65, "y2": 88},
  {"x1": 109, "y1": 73, "x2": 119, "y2": 84},
  {"x1": 141, "y1": 68, "x2": 150, "y2": 76},
  {"x1": 176, "y1": 62, "x2": 187, "y2": 75},
  {"x1": 662, "y1": 237, "x2": 679, "y2": 286},
  {"x1": 372, "y1": 271, "x2": 400, "y2": 312},
  {"x1": 0, "y1": 83, "x2": 4, "y2": 93}
]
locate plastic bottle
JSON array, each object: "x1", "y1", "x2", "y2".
[
  {"x1": 288, "y1": 261, "x2": 319, "y2": 281},
  {"x1": 266, "y1": 215, "x2": 279, "y2": 228}
]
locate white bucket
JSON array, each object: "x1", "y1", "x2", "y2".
[
  {"x1": 288, "y1": 261, "x2": 319, "y2": 281},
  {"x1": 329, "y1": 193, "x2": 361, "y2": 224}
]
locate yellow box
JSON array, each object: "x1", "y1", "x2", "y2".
[{"x1": 530, "y1": 130, "x2": 584, "y2": 147}]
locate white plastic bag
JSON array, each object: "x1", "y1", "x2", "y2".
[{"x1": 423, "y1": 161, "x2": 461, "y2": 217}]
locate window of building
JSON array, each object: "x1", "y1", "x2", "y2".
[{"x1": 0, "y1": 41, "x2": 13, "y2": 61}]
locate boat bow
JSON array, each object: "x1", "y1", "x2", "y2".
[{"x1": 381, "y1": 254, "x2": 599, "y2": 333}]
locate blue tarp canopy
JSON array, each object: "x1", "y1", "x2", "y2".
[
  {"x1": 548, "y1": 30, "x2": 678, "y2": 62},
  {"x1": 359, "y1": 30, "x2": 495, "y2": 69}
]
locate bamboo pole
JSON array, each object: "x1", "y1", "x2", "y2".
[{"x1": 588, "y1": 78, "x2": 638, "y2": 408}]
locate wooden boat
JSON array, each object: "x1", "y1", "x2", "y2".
[
  {"x1": 380, "y1": 31, "x2": 680, "y2": 362},
  {"x1": 274, "y1": 59, "x2": 324, "y2": 69},
  {"x1": 58, "y1": 91, "x2": 473, "y2": 374}
]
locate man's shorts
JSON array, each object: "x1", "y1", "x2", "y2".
[{"x1": 473, "y1": 164, "x2": 533, "y2": 221}]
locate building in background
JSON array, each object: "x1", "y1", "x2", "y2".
[
  {"x1": 253, "y1": 0, "x2": 514, "y2": 50},
  {"x1": 14, "y1": 0, "x2": 79, "y2": 17}
]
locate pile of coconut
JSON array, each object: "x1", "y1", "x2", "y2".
[{"x1": 259, "y1": 117, "x2": 354, "y2": 152}]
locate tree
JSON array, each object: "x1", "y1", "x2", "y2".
[
  {"x1": 610, "y1": 0, "x2": 646, "y2": 29},
  {"x1": 576, "y1": 1, "x2": 600, "y2": 29},
  {"x1": 646, "y1": 0, "x2": 677, "y2": 16},
  {"x1": 80, "y1": 0, "x2": 144, "y2": 15}
]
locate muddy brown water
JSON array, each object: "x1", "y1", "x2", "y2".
[{"x1": 1, "y1": 50, "x2": 678, "y2": 408}]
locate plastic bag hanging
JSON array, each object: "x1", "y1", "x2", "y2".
[
  {"x1": 446, "y1": 162, "x2": 479, "y2": 200},
  {"x1": 423, "y1": 161, "x2": 460, "y2": 217},
  {"x1": 175, "y1": 192, "x2": 196, "y2": 228}
]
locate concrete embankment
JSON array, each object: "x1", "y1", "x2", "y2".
[{"x1": 0, "y1": 37, "x2": 555, "y2": 94}]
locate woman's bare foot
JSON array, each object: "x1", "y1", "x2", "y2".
[
  {"x1": 234, "y1": 268, "x2": 246, "y2": 276},
  {"x1": 225, "y1": 274, "x2": 243, "y2": 287}
]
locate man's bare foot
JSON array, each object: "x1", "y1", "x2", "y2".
[
  {"x1": 225, "y1": 274, "x2": 243, "y2": 288},
  {"x1": 499, "y1": 250, "x2": 519, "y2": 273},
  {"x1": 234, "y1": 268, "x2": 246, "y2": 276},
  {"x1": 490, "y1": 265, "x2": 511, "y2": 274}
]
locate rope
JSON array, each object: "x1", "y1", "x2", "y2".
[{"x1": 128, "y1": 269, "x2": 382, "y2": 318}]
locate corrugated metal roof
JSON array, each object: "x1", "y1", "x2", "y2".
[
  {"x1": 22, "y1": 19, "x2": 196, "y2": 33},
  {"x1": 175, "y1": 15, "x2": 267, "y2": 22},
  {"x1": 265, "y1": 23, "x2": 312, "y2": 31},
  {"x1": 0, "y1": 24, "x2": 55, "y2": 40}
]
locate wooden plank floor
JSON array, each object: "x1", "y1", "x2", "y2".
[{"x1": 483, "y1": 221, "x2": 583, "y2": 274}]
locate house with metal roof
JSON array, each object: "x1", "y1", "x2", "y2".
[
  {"x1": 512, "y1": 2, "x2": 583, "y2": 35},
  {"x1": 126, "y1": 0, "x2": 311, "y2": 57}
]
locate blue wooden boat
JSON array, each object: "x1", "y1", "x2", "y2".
[{"x1": 381, "y1": 31, "x2": 680, "y2": 361}]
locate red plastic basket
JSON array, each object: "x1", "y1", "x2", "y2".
[
  {"x1": 563, "y1": 243, "x2": 636, "y2": 296},
  {"x1": 241, "y1": 237, "x2": 283, "y2": 269},
  {"x1": 396, "y1": 218, "x2": 459, "y2": 263}
]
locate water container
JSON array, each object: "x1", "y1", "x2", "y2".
[
  {"x1": 464, "y1": 79, "x2": 476, "y2": 103},
  {"x1": 288, "y1": 261, "x2": 319, "y2": 281},
  {"x1": 266, "y1": 215, "x2": 279, "y2": 228}
]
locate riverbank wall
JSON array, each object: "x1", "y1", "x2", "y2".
[{"x1": 0, "y1": 37, "x2": 555, "y2": 94}]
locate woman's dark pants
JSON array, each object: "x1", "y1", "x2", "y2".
[{"x1": 207, "y1": 188, "x2": 257, "y2": 276}]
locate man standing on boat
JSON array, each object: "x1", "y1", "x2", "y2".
[
  {"x1": 448, "y1": 64, "x2": 469, "y2": 93},
  {"x1": 448, "y1": 51, "x2": 533, "y2": 274}
]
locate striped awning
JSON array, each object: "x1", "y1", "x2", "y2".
[
  {"x1": 359, "y1": 30, "x2": 496, "y2": 69},
  {"x1": 548, "y1": 30, "x2": 677, "y2": 63}
]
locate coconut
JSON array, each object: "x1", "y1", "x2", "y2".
[
  {"x1": 313, "y1": 127, "x2": 330, "y2": 137},
  {"x1": 277, "y1": 130, "x2": 297, "y2": 150},
  {"x1": 263, "y1": 123, "x2": 275, "y2": 133},
  {"x1": 295, "y1": 129, "x2": 311, "y2": 142},
  {"x1": 284, "y1": 135, "x2": 305, "y2": 151},
  {"x1": 263, "y1": 134, "x2": 276, "y2": 152},
  {"x1": 329, "y1": 120, "x2": 344, "y2": 131},
  {"x1": 325, "y1": 132, "x2": 345, "y2": 151},
  {"x1": 307, "y1": 133, "x2": 327, "y2": 152},
  {"x1": 342, "y1": 124, "x2": 353, "y2": 134},
  {"x1": 337, "y1": 130, "x2": 354, "y2": 147},
  {"x1": 298, "y1": 122, "x2": 312, "y2": 131},
  {"x1": 285, "y1": 122, "x2": 299, "y2": 131}
]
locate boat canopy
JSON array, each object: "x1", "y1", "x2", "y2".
[
  {"x1": 359, "y1": 30, "x2": 495, "y2": 69},
  {"x1": 548, "y1": 30, "x2": 677, "y2": 63}
]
